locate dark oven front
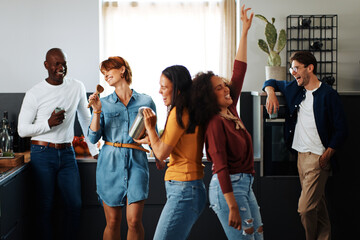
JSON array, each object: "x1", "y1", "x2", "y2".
[{"x1": 263, "y1": 106, "x2": 297, "y2": 176}]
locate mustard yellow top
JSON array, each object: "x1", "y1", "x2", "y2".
[{"x1": 161, "y1": 107, "x2": 204, "y2": 181}]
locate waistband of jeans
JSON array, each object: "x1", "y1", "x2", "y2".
[
  {"x1": 167, "y1": 179, "x2": 204, "y2": 186},
  {"x1": 298, "y1": 152, "x2": 321, "y2": 157},
  {"x1": 31, "y1": 140, "x2": 72, "y2": 149},
  {"x1": 212, "y1": 172, "x2": 253, "y2": 180}
]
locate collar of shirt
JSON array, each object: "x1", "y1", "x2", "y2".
[{"x1": 108, "y1": 89, "x2": 139, "y2": 104}]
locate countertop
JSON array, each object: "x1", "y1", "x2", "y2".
[
  {"x1": 0, "y1": 151, "x2": 261, "y2": 183},
  {"x1": 0, "y1": 163, "x2": 28, "y2": 184},
  {"x1": 0, "y1": 152, "x2": 30, "y2": 184}
]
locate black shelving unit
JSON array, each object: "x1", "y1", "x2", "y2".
[{"x1": 286, "y1": 15, "x2": 338, "y2": 89}]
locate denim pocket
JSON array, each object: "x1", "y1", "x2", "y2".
[
  {"x1": 104, "y1": 112, "x2": 124, "y2": 128},
  {"x1": 230, "y1": 173, "x2": 244, "y2": 183},
  {"x1": 31, "y1": 144, "x2": 46, "y2": 153},
  {"x1": 209, "y1": 178, "x2": 220, "y2": 212}
]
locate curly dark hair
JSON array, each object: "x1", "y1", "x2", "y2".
[
  {"x1": 191, "y1": 71, "x2": 236, "y2": 127},
  {"x1": 191, "y1": 72, "x2": 217, "y2": 127},
  {"x1": 162, "y1": 65, "x2": 196, "y2": 133}
]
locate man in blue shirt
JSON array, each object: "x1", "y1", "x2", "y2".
[{"x1": 263, "y1": 51, "x2": 347, "y2": 240}]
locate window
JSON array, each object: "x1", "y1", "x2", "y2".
[{"x1": 100, "y1": 0, "x2": 235, "y2": 129}]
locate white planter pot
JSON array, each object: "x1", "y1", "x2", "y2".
[{"x1": 265, "y1": 66, "x2": 286, "y2": 80}]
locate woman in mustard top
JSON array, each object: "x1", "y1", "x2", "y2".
[{"x1": 135, "y1": 65, "x2": 206, "y2": 240}]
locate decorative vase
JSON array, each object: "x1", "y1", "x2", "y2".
[{"x1": 265, "y1": 66, "x2": 286, "y2": 80}]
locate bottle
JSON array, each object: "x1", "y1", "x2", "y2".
[
  {"x1": 10, "y1": 121, "x2": 19, "y2": 152},
  {"x1": 129, "y1": 107, "x2": 147, "y2": 139},
  {"x1": 9, "y1": 121, "x2": 16, "y2": 153},
  {"x1": 129, "y1": 107, "x2": 155, "y2": 139},
  {"x1": 0, "y1": 111, "x2": 12, "y2": 156}
]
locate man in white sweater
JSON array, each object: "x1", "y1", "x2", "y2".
[{"x1": 18, "y1": 48, "x2": 98, "y2": 240}]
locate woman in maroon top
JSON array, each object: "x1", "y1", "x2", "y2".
[{"x1": 192, "y1": 5, "x2": 263, "y2": 239}]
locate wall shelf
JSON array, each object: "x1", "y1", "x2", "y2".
[{"x1": 286, "y1": 15, "x2": 338, "y2": 89}]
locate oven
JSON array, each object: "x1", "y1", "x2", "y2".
[
  {"x1": 263, "y1": 106, "x2": 297, "y2": 176},
  {"x1": 252, "y1": 91, "x2": 297, "y2": 176}
]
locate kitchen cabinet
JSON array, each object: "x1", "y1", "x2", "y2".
[{"x1": 0, "y1": 165, "x2": 32, "y2": 240}]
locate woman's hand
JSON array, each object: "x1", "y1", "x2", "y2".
[
  {"x1": 142, "y1": 108, "x2": 157, "y2": 131},
  {"x1": 240, "y1": 5, "x2": 254, "y2": 33},
  {"x1": 88, "y1": 92, "x2": 102, "y2": 111},
  {"x1": 133, "y1": 135, "x2": 150, "y2": 145},
  {"x1": 155, "y1": 158, "x2": 166, "y2": 170},
  {"x1": 228, "y1": 207, "x2": 242, "y2": 230},
  {"x1": 223, "y1": 192, "x2": 242, "y2": 230},
  {"x1": 235, "y1": 4, "x2": 253, "y2": 62}
]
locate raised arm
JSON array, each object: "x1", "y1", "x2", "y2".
[
  {"x1": 229, "y1": 5, "x2": 253, "y2": 107},
  {"x1": 88, "y1": 91, "x2": 102, "y2": 132},
  {"x1": 235, "y1": 5, "x2": 254, "y2": 63}
]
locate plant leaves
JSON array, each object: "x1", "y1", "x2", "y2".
[
  {"x1": 255, "y1": 14, "x2": 268, "y2": 23},
  {"x1": 277, "y1": 29, "x2": 286, "y2": 53},
  {"x1": 265, "y1": 23, "x2": 277, "y2": 51},
  {"x1": 258, "y1": 39, "x2": 270, "y2": 55}
]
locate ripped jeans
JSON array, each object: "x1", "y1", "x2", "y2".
[{"x1": 209, "y1": 173, "x2": 263, "y2": 240}]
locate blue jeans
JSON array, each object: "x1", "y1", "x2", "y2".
[
  {"x1": 209, "y1": 173, "x2": 263, "y2": 240},
  {"x1": 153, "y1": 179, "x2": 207, "y2": 240},
  {"x1": 30, "y1": 144, "x2": 81, "y2": 240}
]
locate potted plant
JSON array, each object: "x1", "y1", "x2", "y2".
[{"x1": 255, "y1": 14, "x2": 287, "y2": 80}]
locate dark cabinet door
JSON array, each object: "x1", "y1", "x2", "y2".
[{"x1": 0, "y1": 165, "x2": 31, "y2": 239}]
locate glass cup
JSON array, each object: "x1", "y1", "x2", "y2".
[
  {"x1": 269, "y1": 106, "x2": 278, "y2": 119},
  {"x1": 55, "y1": 107, "x2": 66, "y2": 118}
]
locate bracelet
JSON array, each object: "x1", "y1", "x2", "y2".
[{"x1": 93, "y1": 110, "x2": 102, "y2": 114}]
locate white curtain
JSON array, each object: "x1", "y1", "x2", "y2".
[
  {"x1": 220, "y1": 0, "x2": 236, "y2": 79},
  {"x1": 101, "y1": 0, "x2": 236, "y2": 129}
]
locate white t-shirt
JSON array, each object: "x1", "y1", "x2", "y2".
[
  {"x1": 292, "y1": 84, "x2": 325, "y2": 155},
  {"x1": 18, "y1": 78, "x2": 98, "y2": 156}
]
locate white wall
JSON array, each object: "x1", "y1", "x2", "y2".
[
  {"x1": 0, "y1": 0, "x2": 359, "y2": 93},
  {"x1": 0, "y1": 0, "x2": 100, "y2": 93},
  {"x1": 241, "y1": 0, "x2": 360, "y2": 92}
]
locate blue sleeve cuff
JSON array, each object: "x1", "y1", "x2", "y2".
[{"x1": 87, "y1": 128, "x2": 101, "y2": 144}]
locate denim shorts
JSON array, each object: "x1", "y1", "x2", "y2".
[
  {"x1": 209, "y1": 173, "x2": 263, "y2": 240},
  {"x1": 153, "y1": 179, "x2": 207, "y2": 240}
]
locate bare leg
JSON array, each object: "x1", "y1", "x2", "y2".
[
  {"x1": 103, "y1": 201, "x2": 122, "y2": 240},
  {"x1": 126, "y1": 199, "x2": 145, "y2": 240}
]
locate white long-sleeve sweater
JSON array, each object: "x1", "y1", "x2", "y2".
[{"x1": 18, "y1": 78, "x2": 98, "y2": 156}]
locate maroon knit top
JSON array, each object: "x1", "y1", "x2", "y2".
[{"x1": 204, "y1": 60, "x2": 255, "y2": 194}]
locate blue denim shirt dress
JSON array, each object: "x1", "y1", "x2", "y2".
[{"x1": 87, "y1": 90, "x2": 156, "y2": 206}]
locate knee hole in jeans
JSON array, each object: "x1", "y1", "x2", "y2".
[
  {"x1": 243, "y1": 226, "x2": 254, "y2": 235},
  {"x1": 244, "y1": 218, "x2": 253, "y2": 224},
  {"x1": 257, "y1": 225, "x2": 264, "y2": 233}
]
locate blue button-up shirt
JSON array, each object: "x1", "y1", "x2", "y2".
[
  {"x1": 87, "y1": 90, "x2": 156, "y2": 206},
  {"x1": 262, "y1": 79, "x2": 347, "y2": 152}
]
